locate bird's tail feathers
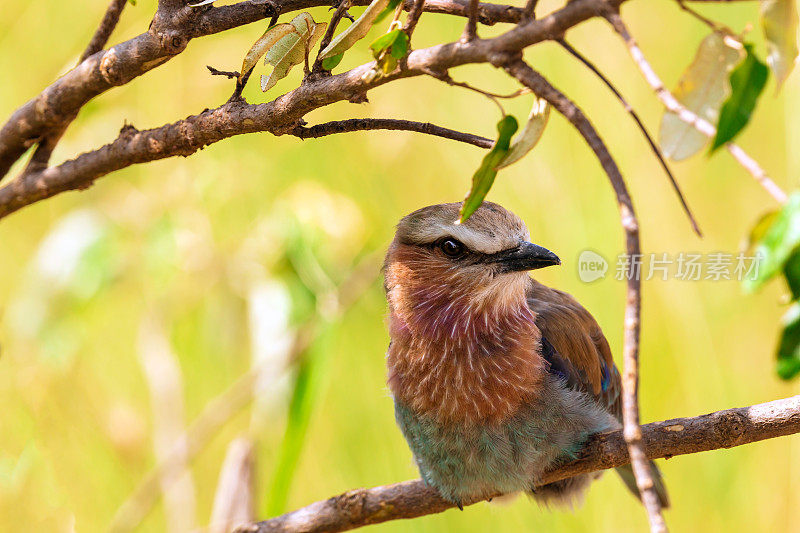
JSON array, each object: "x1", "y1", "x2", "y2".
[
  {"x1": 615, "y1": 461, "x2": 670, "y2": 509},
  {"x1": 528, "y1": 472, "x2": 600, "y2": 509}
]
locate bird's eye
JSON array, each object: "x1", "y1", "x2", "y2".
[{"x1": 440, "y1": 238, "x2": 465, "y2": 257}]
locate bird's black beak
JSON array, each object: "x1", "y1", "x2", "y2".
[{"x1": 488, "y1": 241, "x2": 561, "y2": 272}]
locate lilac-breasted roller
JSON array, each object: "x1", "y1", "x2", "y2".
[{"x1": 384, "y1": 202, "x2": 669, "y2": 509}]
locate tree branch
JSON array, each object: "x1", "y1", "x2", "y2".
[
  {"x1": 20, "y1": 0, "x2": 131, "y2": 178},
  {"x1": 0, "y1": 0, "x2": 524, "y2": 184},
  {"x1": 403, "y1": 0, "x2": 427, "y2": 38},
  {"x1": 0, "y1": 0, "x2": 624, "y2": 220},
  {"x1": 312, "y1": 0, "x2": 353, "y2": 74},
  {"x1": 556, "y1": 38, "x2": 701, "y2": 236},
  {"x1": 605, "y1": 12, "x2": 788, "y2": 204},
  {"x1": 291, "y1": 118, "x2": 493, "y2": 147},
  {"x1": 238, "y1": 395, "x2": 800, "y2": 533},
  {"x1": 463, "y1": 0, "x2": 480, "y2": 41},
  {"x1": 503, "y1": 60, "x2": 666, "y2": 532},
  {"x1": 80, "y1": 0, "x2": 129, "y2": 62}
]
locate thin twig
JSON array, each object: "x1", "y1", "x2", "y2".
[
  {"x1": 20, "y1": 0, "x2": 129, "y2": 176},
  {"x1": 436, "y1": 74, "x2": 528, "y2": 99},
  {"x1": 676, "y1": 0, "x2": 728, "y2": 32},
  {"x1": 304, "y1": 28, "x2": 312, "y2": 76},
  {"x1": 239, "y1": 395, "x2": 800, "y2": 533},
  {"x1": 21, "y1": 119, "x2": 73, "y2": 175},
  {"x1": 605, "y1": 12, "x2": 788, "y2": 204},
  {"x1": 269, "y1": 13, "x2": 280, "y2": 28},
  {"x1": 557, "y1": 38, "x2": 702, "y2": 236},
  {"x1": 523, "y1": 0, "x2": 538, "y2": 20},
  {"x1": 313, "y1": 0, "x2": 353, "y2": 73},
  {"x1": 403, "y1": 0, "x2": 426, "y2": 37},
  {"x1": 462, "y1": 0, "x2": 479, "y2": 41},
  {"x1": 292, "y1": 118, "x2": 494, "y2": 148},
  {"x1": 504, "y1": 60, "x2": 667, "y2": 533},
  {"x1": 80, "y1": 0, "x2": 129, "y2": 62},
  {"x1": 425, "y1": 69, "x2": 527, "y2": 115},
  {"x1": 207, "y1": 65, "x2": 241, "y2": 79}
]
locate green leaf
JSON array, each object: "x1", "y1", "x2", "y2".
[
  {"x1": 744, "y1": 209, "x2": 780, "y2": 252},
  {"x1": 318, "y1": 0, "x2": 392, "y2": 60},
  {"x1": 710, "y1": 43, "x2": 769, "y2": 152},
  {"x1": 744, "y1": 192, "x2": 800, "y2": 292},
  {"x1": 239, "y1": 23, "x2": 297, "y2": 84},
  {"x1": 496, "y1": 97, "x2": 550, "y2": 169},
  {"x1": 761, "y1": 0, "x2": 799, "y2": 90},
  {"x1": 374, "y1": 0, "x2": 401, "y2": 24},
  {"x1": 370, "y1": 29, "x2": 408, "y2": 65},
  {"x1": 659, "y1": 32, "x2": 743, "y2": 161},
  {"x1": 390, "y1": 31, "x2": 409, "y2": 59},
  {"x1": 321, "y1": 52, "x2": 344, "y2": 71},
  {"x1": 370, "y1": 29, "x2": 402, "y2": 58},
  {"x1": 783, "y1": 250, "x2": 800, "y2": 300},
  {"x1": 261, "y1": 13, "x2": 328, "y2": 92},
  {"x1": 459, "y1": 115, "x2": 519, "y2": 223},
  {"x1": 777, "y1": 302, "x2": 800, "y2": 379}
]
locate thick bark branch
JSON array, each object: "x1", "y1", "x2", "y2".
[{"x1": 238, "y1": 395, "x2": 800, "y2": 533}]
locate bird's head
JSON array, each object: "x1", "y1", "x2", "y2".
[{"x1": 384, "y1": 202, "x2": 560, "y2": 332}]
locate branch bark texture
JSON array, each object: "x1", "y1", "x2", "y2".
[{"x1": 239, "y1": 395, "x2": 800, "y2": 533}]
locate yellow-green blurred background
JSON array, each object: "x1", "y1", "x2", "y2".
[{"x1": 1, "y1": 0, "x2": 799, "y2": 531}]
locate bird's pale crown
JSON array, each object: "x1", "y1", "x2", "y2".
[{"x1": 395, "y1": 201, "x2": 530, "y2": 254}]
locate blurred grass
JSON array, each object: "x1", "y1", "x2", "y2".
[{"x1": 1, "y1": 0, "x2": 799, "y2": 531}]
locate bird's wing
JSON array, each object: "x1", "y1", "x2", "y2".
[{"x1": 527, "y1": 279, "x2": 622, "y2": 421}]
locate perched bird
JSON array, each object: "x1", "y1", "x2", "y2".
[{"x1": 384, "y1": 202, "x2": 668, "y2": 509}]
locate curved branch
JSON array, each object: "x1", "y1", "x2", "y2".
[
  {"x1": 292, "y1": 118, "x2": 493, "y2": 147},
  {"x1": 239, "y1": 395, "x2": 800, "y2": 533},
  {"x1": 503, "y1": 61, "x2": 665, "y2": 531},
  {"x1": 556, "y1": 38, "x2": 701, "y2": 236},
  {"x1": 80, "y1": 0, "x2": 129, "y2": 62}
]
